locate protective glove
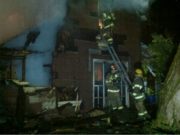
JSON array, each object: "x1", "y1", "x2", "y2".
[
  {"x1": 128, "y1": 88, "x2": 133, "y2": 92},
  {"x1": 112, "y1": 79, "x2": 118, "y2": 86}
]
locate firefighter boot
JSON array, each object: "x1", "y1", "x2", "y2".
[
  {"x1": 144, "y1": 114, "x2": 151, "y2": 120},
  {"x1": 107, "y1": 117, "x2": 112, "y2": 126},
  {"x1": 137, "y1": 116, "x2": 146, "y2": 121},
  {"x1": 117, "y1": 109, "x2": 124, "y2": 123}
]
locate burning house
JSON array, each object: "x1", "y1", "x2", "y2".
[
  {"x1": 0, "y1": 0, "x2": 147, "y2": 133},
  {"x1": 53, "y1": 0, "x2": 141, "y2": 112}
]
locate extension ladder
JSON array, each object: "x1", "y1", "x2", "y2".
[{"x1": 101, "y1": 35, "x2": 132, "y2": 85}]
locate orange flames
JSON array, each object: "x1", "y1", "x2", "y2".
[{"x1": 99, "y1": 19, "x2": 103, "y2": 29}]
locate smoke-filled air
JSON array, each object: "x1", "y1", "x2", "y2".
[
  {"x1": 0, "y1": 0, "x2": 67, "y2": 44},
  {"x1": 100, "y1": 0, "x2": 151, "y2": 12},
  {"x1": 4, "y1": 0, "x2": 68, "y2": 87}
]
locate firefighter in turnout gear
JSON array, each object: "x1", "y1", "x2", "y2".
[
  {"x1": 132, "y1": 69, "x2": 150, "y2": 120},
  {"x1": 102, "y1": 12, "x2": 114, "y2": 45},
  {"x1": 96, "y1": 12, "x2": 115, "y2": 50},
  {"x1": 105, "y1": 65, "x2": 124, "y2": 111}
]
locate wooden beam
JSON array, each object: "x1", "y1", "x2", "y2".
[
  {"x1": 58, "y1": 100, "x2": 82, "y2": 107},
  {"x1": 22, "y1": 57, "x2": 26, "y2": 81},
  {"x1": 23, "y1": 87, "x2": 48, "y2": 93},
  {"x1": 12, "y1": 79, "x2": 29, "y2": 85}
]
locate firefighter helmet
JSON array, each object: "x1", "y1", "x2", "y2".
[
  {"x1": 135, "y1": 69, "x2": 143, "y2": 77},
  {"x1": 111, "y1": 65, "x2": 116, "y2": 70}
]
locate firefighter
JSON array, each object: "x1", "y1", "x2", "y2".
[
  {"x1": 105, "y1": 65, "x2": 124, "y2": 112},
  {"x1": 102, "y1": 12, "x2": 114, "y2": 45},
  {"x1": 132, "y1": 69, "x2": 150, "y2": 120},
  {"x1": 97, "y1": 12, "x2": 115, "y2": 50}
]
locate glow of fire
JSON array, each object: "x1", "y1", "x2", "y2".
[{"x1": 99, "y1": 19, "x2": 103, "y2": 29}]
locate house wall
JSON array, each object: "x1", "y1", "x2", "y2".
[
  {"x1": 53, "y1": 39, "x2": 129, "y2": 111},
  {"x1": 68, "y1": 0, "x2": 141, "y2": 71},
  {"x1": 53, "y1": 0, "x2": 141, "y2": 112}
]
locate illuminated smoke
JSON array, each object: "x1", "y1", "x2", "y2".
[
  {"x1": 0, "y1": 0, "x2": 67, "y2": 44},
  {"x1": 4, "y1": 0, "x2": 68, "y2": 87}
]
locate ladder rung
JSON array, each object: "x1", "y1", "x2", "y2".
[{"x1": 100, "y1": 33, "x2": 131, "y2": 85}]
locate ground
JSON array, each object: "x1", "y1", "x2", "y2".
[{"x1": 0, "y1": 104, "x2": 162, "y2": 134}]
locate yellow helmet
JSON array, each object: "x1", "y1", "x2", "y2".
[{"x1": 135, "y1": 69, "x2": 143, "y2": 77}]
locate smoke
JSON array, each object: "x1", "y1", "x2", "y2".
[
  {"x1": 4, "y1": 0, "x2": 68, "y2": 87},
  {"x1": 100, "y1": 0, "x2": 151, "y2": 13},
  {"x1": 70, "y1": 0, "x2": 152, "y2": 14},
  {"x1": 0, "y1": 0, "x2": 67, "y2": 44}
]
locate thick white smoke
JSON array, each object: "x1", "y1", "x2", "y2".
[{"x1": 5, "y1": 0, "x2": 68, "y2": 87}]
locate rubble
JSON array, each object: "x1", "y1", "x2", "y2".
[
  {"x1": 51, "y1": 128, "x2": 75, "y2": 134},
  {"x1": 23, "y1": 87, "x2": 48, "y2": 94},
  {"x1": 88, "y1": 109, "x2": 106, "y2": 117},
  {"x1": 31, "y1": 130, "x2": 38, "y2": 135},
  {"x1": 0, "y1": 104, "x2": 158, "y2": 134},
  {"x1": 12, "y1": 79, "x2": 29, "y2": 85},
  {"x1": 23, "y1": 119, "x2": 37, "y2": 129},
  {"x1": 0, "y1": 76, "x2": 158, "y2": 134}
]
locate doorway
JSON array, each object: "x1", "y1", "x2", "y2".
[{"x1": 93, "y1": 59, "x2": 130, "y2": 109}]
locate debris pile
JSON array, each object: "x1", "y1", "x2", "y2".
[{"x1": 0, "y1": 83, "x2": 158, "y2": 134}]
